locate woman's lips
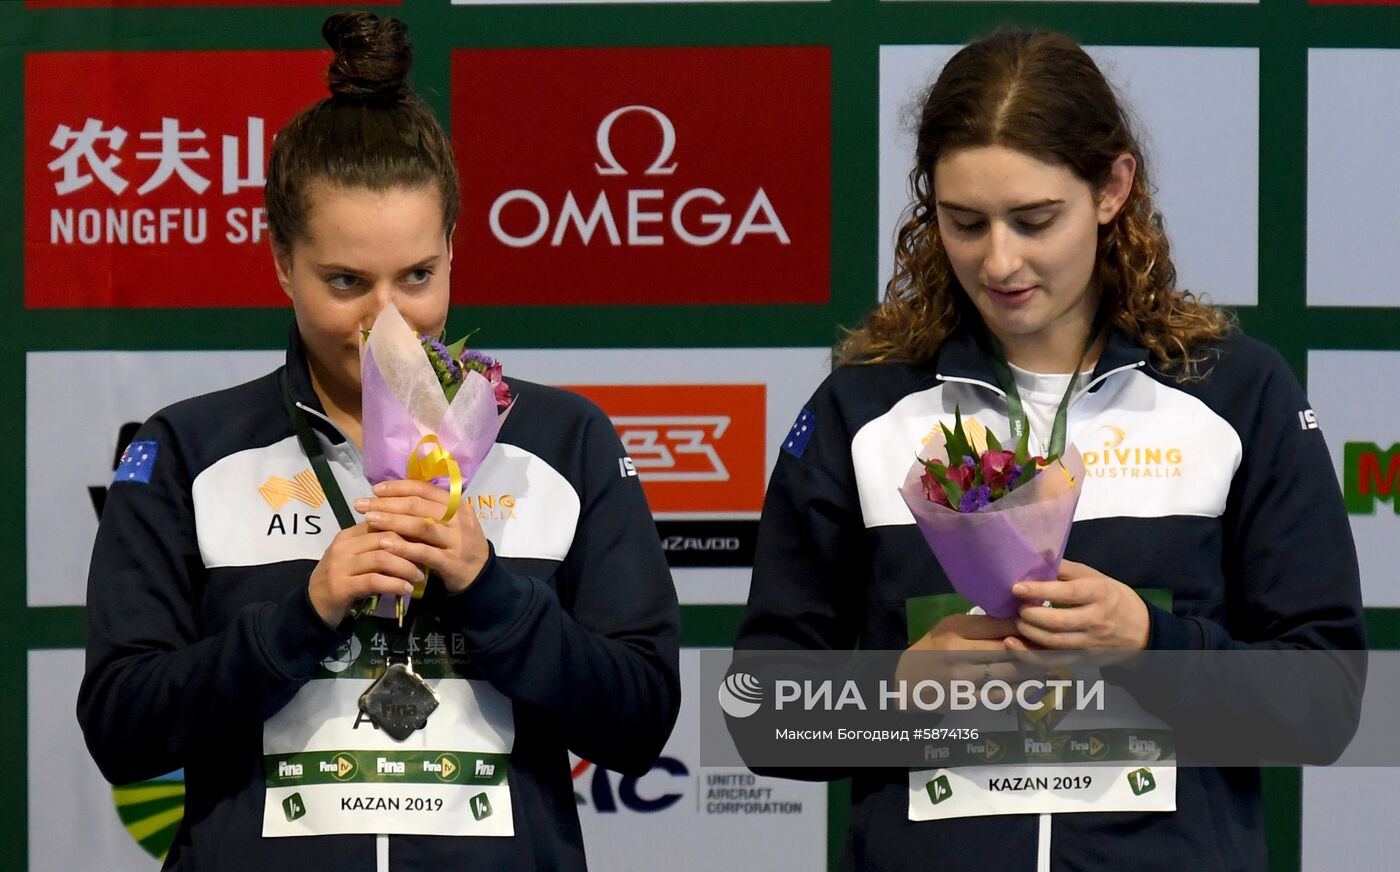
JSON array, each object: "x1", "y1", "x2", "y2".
[{"x1": 985, "y1": 285, "x2": 1037, "y2": 305}]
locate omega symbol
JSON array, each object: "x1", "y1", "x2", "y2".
[{"x1": 593, "y1": 105, "x2": 678, "y2": 177}]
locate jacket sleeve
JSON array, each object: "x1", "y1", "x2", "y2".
[
  {"x1": 438, "y1": 405, "x2": 681, "y2": 776},
  {"x1": 729, "y1": 376, "x2": 869, "y2": 781},
  {"x1": 738, "y1": 379, "x2": 868, "y2": 653},
  {"x1": 77, "y1": 414, "x2": 347, "y2": 785},
  {"x1": 1116, "y1": 345, "x2": 1367, "y2": 764}
]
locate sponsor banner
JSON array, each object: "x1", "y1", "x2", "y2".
[
  {"x1": 27, "y1": 347, "x2": 826, "y2": 606},
  {"x1": 1307, "y1": 49, "x2": 1400, "y2": 307},
  {"x1": 1302, "y1": 769, "x2": 1400, "y2": 872},
  {"x1": 878, "y1": 45, "x2": 1259, "y2": 306},
  {"x1": 575, "y1": 649, "x2": 827, "y2": 870},
  {"x1": 25, "y1": 51, "x2": 328, "y2": 308},
  {"x1": 29, "y1": 649, "x2": 167, "y2": 871},
  {"x1": 451, "y1": 47, "x2": 830, "y2": 305},
  {"x1": 26, "y1": 350, "x2": 281, "y2": 607},
  {"x1": 506, "y1": 348, "x2": 828, "y2": 595},
  {"x1": 560, "y1": 384, "x2": 766, "y2": 515},
  {"x1": 1307, "y1": 351, "x2": 1400, "y2": 607}
]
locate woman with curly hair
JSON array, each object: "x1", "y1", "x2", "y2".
[{"x1": 737, "y1": 29, "x2": 1363, "y2": 870}]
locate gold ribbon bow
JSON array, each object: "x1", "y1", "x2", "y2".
[{"x1": 403, "y1": 434, "x2": 463, "y2": 602}]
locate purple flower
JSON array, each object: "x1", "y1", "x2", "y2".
[
  {"x1": 419, "y1": 334, "x2": 461, "y2": 384},
  {"x1": 460, "y1": 349, "x2": 496, "y2": 373},
  {"x1": 1006, "y1": 464, "x2": 1024, "y2": 491},
  {"x1": 958, "y1": 485, "x2": 992, "y2": 513},
  {"x1": 961, "y1": 455, "x2": 978, "y2": 469}
]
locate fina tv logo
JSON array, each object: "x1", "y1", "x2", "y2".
[
  {"x1": 488, "y1": 105, "x2": 789, "y2": 249},
  {"x1": 718, "y1": 672, "x2": 764, "y2": 719}
]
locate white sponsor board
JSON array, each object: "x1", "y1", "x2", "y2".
[
  {"x1": 1307, "y1": 49, "x2": 1400, "y2": 307},
  {"x1": 26, "y1": 350, "x2": 282, "y2": 607},
  {"x1": 28, "y1": 347, "x2": 829, "y2": 608},
  {"x1": 878, "y1": 45, "x2": 1259, "y2": 307},
  {"x1": 29, "y1": 649, "x2": 164, "y2": 872},
  {"x1": 1307, "y1": 351, "x2": 1400, "y2": 607},
  {"x1": 1303, "y1": 768, "x2": 1400, "y2": 872},
  {"x1": 495, "y1": 347, "x2": 831, "y2": 605},
  {"x1": 575, "y1": 648, "x2": 828, "y2": 870}
]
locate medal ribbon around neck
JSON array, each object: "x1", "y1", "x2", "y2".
[{"x1": 981, "y1": 309, "x2": 1107, "y2": 460}]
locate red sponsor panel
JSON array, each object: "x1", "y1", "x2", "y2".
[
  {"x1": 25, "y1": 51, "x2": 330, "y2": 308},
  {"x1": 27, "y1": 1, "x2": 398, "y2": 7},
  {"x1": 452, "y1": 48, "x2": 831, "y2": 306},
  {"x1": 563, "y1": 385, "x2": 766, "y2": 514}
]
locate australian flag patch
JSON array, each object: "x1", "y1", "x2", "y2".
[
  {"x1": 783, "y1": 408, "x2": 816, "y2": 458},
  {"x1": 114, "y1": 440, "x2": 158, "y2": 484}
]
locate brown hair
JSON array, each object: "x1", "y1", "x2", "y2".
[
  {"x1": 839, "y1": 30, "x2": 1232, "y2": 374},
  {"x1": 264, "y1": 11, "x2": 460, "y2": 254}
]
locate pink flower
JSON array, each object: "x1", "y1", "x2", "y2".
[
  {"x1": 486, "y1": 363, "x2": 512, "y2": 410},
  {"x1": 946, "y1": 462, "x2": 975, "y2": 492},
  {"x1": 980, "y1": 449, "x2": 1015, "y2": 492},
  {"x1": 921, "y1": 469, "x2": 952, "y2": 508}
]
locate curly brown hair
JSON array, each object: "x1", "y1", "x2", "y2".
[{"x1": 839, "y1": 30, "x2": 1232, "y2": 374}]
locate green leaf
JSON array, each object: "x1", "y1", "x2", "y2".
[
  {"x1": 985, "y1": 428, "x2": 1003, "y2": 454},
  {"x1": 941, "y1": 421, "x2": 973, "y2": 471},
  {"x1": 923, "y1": 459, "x2": 965, "y2": 507}
]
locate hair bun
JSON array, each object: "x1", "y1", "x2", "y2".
[{"x1": 322, "y1": 11, "x2": 412, "y2": 103}]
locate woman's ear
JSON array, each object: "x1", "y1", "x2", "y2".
[
  {"x1": 273, "y1": 243, "x2": 295, "y2": 300},
  {"x1": 1097, "y1": 154, "x2": 1137, "y2": 225}
]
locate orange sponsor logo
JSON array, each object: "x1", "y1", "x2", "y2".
[
  {"x1": 563, "y1": 384, "x2": 765, "y2": 514},
  {"x1": 259, "y1": 469, "x2": 325, "y2": 510}
]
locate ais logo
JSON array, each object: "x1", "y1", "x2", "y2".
[
  {"x1": 453, "y1": 47, "x2": 830, "y2": 306},
  {"x1": 572, "y1": 757, "x2": 688, "y2": 814},
  {"x1": 1345, "y1": 443, "x2": 1400, "y2": 515}
]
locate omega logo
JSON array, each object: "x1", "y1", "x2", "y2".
[
  {"x1": 488, "y1": 105, "x2": 789, "y2": 250},
  {"x1": 594, "y1": 105, "x2": 677, "y2": 177}
]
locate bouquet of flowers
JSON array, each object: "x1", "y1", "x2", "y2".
[
  {"x1": 898, "y1": 409, "x2": 1084, "y2": 619},
  {"x1": 358, "y1": 303, "x2": 513, "y2": 618}
]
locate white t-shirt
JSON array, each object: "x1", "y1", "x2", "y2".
[{"x1": 1006, "y1": 362, "x2": 1094, "y2": 453}]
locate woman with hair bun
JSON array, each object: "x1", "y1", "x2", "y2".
[
  {"x1": 79, "y1": 12, "x2": 680, "y2": 870},
  {"x1": 737, "y1": 30, "x2": 1364, "y2": 870}
]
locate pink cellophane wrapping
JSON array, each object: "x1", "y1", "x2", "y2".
[
  {"x1": 897, "y1": 432, "x2": 1086, "y2": 619},
  {"x1": 360, "y1": 304, "x2": 506, "y2": 617}
]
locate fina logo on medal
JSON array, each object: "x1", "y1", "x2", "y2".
[{"x1": 718, "y1": 672, "x2": 764, "y2": 718}]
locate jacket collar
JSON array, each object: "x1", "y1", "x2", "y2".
[
  {"x1": 933, "y1": 321, "x2": 1150, "y2": 392},
  {"x1": 283, "y1": 321, "x2": 349, "y2": 444}
]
